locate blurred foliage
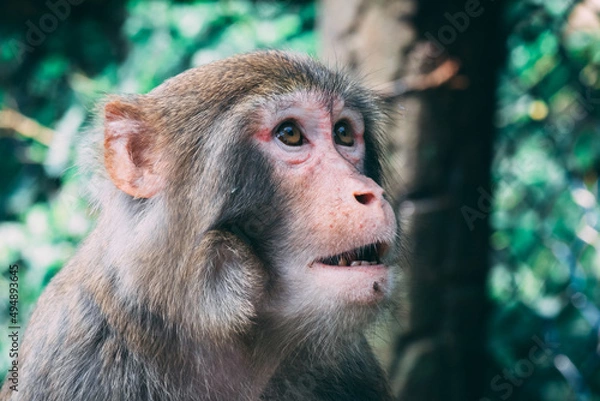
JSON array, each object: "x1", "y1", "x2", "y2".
[
  {"x1": 0, "y1": 0, "x2": 316, "y2": 383},
  {"x1": 487, "y1": 0, "x2": 600, "y2": 400}
]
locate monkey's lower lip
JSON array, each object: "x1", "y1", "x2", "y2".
[
  {"x1": 310, "y1": 262, "x2": 390, "y2": 303},
  {"x1": 316, "y1": 242, "x2": 389, "y2": 267}
]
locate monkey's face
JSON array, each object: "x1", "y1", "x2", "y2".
[
  {"x1": 102, "y1": 52, "x2": 397, "y2": 337},
  {"x1": 253, "y1": 91, "x2": 397, "y2": 310}
]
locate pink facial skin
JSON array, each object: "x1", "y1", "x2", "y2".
[{"x1": 254, "y1": 91, "x2": 397, "y2": 306}]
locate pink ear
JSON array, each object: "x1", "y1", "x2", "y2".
[{"x1": 104, "y1": 100, "x2": 164, "y2": 198}]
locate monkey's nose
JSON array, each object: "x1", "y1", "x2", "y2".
[
  {"x1": 354, "y1": 192, "x2": 376, "y2": 205},
  {"x1": 349, "y1": 175, "x2": 385, "y2": 206}
]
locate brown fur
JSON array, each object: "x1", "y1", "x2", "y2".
[{"x1": 1, "y1": 51, "x2": 397, "y2": 401}]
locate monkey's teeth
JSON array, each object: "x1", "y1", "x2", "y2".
[
  {"x1": 350, "y1": 260, "x2": 378, "y2": 266},
  {"x1": 319, "y1": 243, "x2": 384, "y2": 266}
]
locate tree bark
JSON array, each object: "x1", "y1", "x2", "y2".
[{"x1": 319, "y1": 1, "x2": 505, "y2": 400}]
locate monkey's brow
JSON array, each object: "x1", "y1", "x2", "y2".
[{"x1": 270, "y1": 93, "x2": 345, "y2": 116}]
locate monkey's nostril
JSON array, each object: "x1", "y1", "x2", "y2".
[{"x1": 354, "y1": 193, "x2": 375, "y2": 205}]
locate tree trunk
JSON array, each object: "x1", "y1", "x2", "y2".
[{"x1": 319, "y1": 1, "x2": 505, "y2": 400}]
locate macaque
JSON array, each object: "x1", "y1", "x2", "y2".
[{"x1": 1, "y1": 51, "x2": 398, "y2": 401}]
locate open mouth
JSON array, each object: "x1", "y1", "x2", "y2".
[{"x1": 316, "y1": 242, "x2": 388, "y2": 267}]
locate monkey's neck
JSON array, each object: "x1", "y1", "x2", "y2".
[{"x1": 195, "y1": 341, "x2": 280, "y2": 400}]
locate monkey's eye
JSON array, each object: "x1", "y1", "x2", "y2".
[
  {"x1": 275, "y1": 121, "x2": 304, "y2": 147},
  {"x1": 333, "y1": 120, "x2": 354, "y2": 147}
]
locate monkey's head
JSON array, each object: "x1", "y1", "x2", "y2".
[{"x1": 99, "y1": 51, "x2": 397, "y2": 342}]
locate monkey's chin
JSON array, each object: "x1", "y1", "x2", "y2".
[{"x1": 310, "y1": 262, "x2": 391, "y2": 305}]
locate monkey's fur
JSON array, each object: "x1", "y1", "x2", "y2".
[{"x1": 1, "y1": 51, "x2": 398, "y2": 401}]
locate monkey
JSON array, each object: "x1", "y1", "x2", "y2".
[{"x1": 1, "y1": 50, "x2": 398, "y2": 401}]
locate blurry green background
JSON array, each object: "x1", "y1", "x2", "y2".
[
  {"x1": 0, "y1": 1, "x2": 599, "y2": 400},
  {"x1": 488, "y1": 2, "x2": 600, "y2": 400}
]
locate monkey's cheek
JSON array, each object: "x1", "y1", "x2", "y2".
[{"x1": 310, "y1": 263, "x2": 391, "y2": 305}]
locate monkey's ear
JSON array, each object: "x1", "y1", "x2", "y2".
[{"x1": 103, "y1": 100, "x2": 164, "y2": 198}]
